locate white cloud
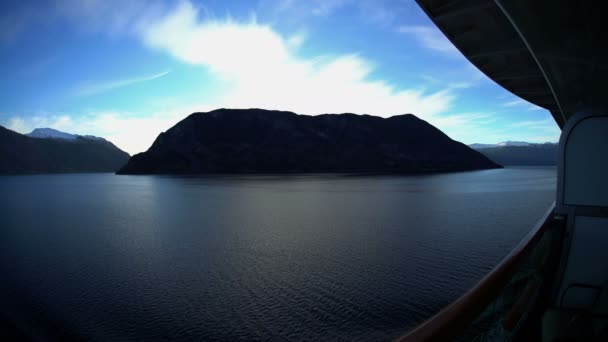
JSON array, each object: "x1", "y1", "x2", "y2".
[
  {"x1": 138, "y1": 1, "x2": 455, "y2": 118},
  {"x1": 74, "y1": 70, "x2": 170, "y2": 97},
  {"x1": 5, "y1": 117, "x2": 28, "y2": 132},
  {"x1": 398, "y1": 25, "x2": 461, "y2": 57}
]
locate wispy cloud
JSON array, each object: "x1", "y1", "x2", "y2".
[
  {"x1": 510, "y1": 118, "x2": 558, "y2": 130},
  {"x1": 310, "y1": 0, "x2": 348, "y2": 16},
  {"x1": 507, "y1": 118, "x2": 560, "y2": 141},
  {"x1": 420, "y1": 73, "x2": 477, "y2": 90},
  {"x1": 509, "y1": 122, "x2": 560, "y2": 143},
  {"x1": 502, "y1": 98, "x2": 528, "y2": 107},
  {"x1": 501, "y1": 98, "x2": 546, "y2": 112},
  {"x1": 74, "y1": 70, "x2": 170, "y2": 97},
  {"x1": 266, "y1": 0, "x2": 349, "y2": 19},
  {"x1": 270, "y1": 0, "x2": 414, "y2": 28},
  {"x1": 431, "y1": 114, "x2": 559, "y2": 144},
  {"x1": 432, "y1": 112, "x2": 495, "y2": 128},
  {"x1": 397, "y1": 25, "x2": 460, "y2": 57},
  {"x1": 424, "y1": 112, "x2": 509, "y2": 144},
  {"x1": 526, "y1": 104, "x2": 545, "y2": 112}
]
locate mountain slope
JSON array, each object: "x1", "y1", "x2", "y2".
[
  {"x1": 118, "y1": 108, "x2": 501, "y2": 174},
  {"x1": 471, "y1": 143, "x2": 558, "y2": 166},
  {"x1": 0, "y1": 126, "x2": 130, "y2": 174}
]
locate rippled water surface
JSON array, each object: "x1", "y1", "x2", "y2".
[{"x1": 0, "y1": 168, "x2": 556, "y2": 341}]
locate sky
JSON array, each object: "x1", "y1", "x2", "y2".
[{"x1": 0, "y1": 0, "x2": 560, "y2": 155}]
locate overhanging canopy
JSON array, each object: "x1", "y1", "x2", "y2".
[{"x1": 416, "y1": 0, "x2": 608, "y2": 128}]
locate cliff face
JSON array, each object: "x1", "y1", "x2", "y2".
[
  {"x1": 118, "y1": 108, "x2": 501, "y2": 174},
  {"x1": 0, "y1": 126, "x2": 130, "y2": 174}
]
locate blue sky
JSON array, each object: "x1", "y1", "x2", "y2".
[{"x1": 0, "y1": 0, "x2": 560, "y2": 154}]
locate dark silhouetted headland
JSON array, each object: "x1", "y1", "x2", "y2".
[
  {"x1": 118, "y1": 108, "x2": 500, "y2": 174},
  {"x1": 0, "y1": 126, "x2": 130, "y2": 174}
]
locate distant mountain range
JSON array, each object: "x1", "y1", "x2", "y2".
[
  {"x1": 118, "y1": 108, "x2": 501, "y2": 174},
  {"x1": 469, "y1": 142, "x2": 558, "y2": 166},
  {"x1": 469, "y1": 141, "x2": 535, "y2": 149},
  {"x1": 468, "y1": 141, "x2": 552, "y2": 149},
  {"x1": 0, "y1": 126, "x2": 129, "y2": 174}
]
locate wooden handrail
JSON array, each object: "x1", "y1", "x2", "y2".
[{"x1": 397, "y1": 204, "x2": 556, "y2": 341}]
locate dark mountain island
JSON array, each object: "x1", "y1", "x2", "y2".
[
  {"x1": 0, "y1": 126, "x2": 130, "y2": 174},
  {"x1": 118, "y1": 108, "x2": 500, "y2": 174},
  {"x1": 470, "y1": 142, "x2": 558, "y2": 166}
]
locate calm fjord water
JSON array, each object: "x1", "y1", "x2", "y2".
[{"x1": 0, "y1": 168, "x2": 555, "y2": 341}]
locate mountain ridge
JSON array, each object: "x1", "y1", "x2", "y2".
[{"x1": 118, "y1": 108, "x2": 501, "y2": 174}]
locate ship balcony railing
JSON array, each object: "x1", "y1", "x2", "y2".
[{"x1": 398, "y1": 204, "x2": 565, "y2": 341}]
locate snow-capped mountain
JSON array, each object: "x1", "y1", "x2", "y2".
[
  {"x1": 469, "y1": 141, "x2": 534, "y2": 149},
  {"x1": 26, "y1": 128, "x2": 105, "y2": 141},
  {"x1": 27, "y1": 128, "x2": 77, "y2": 140},
  {"x1": 497, "y1": 141, "x2": 531, "y2": 147}
]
